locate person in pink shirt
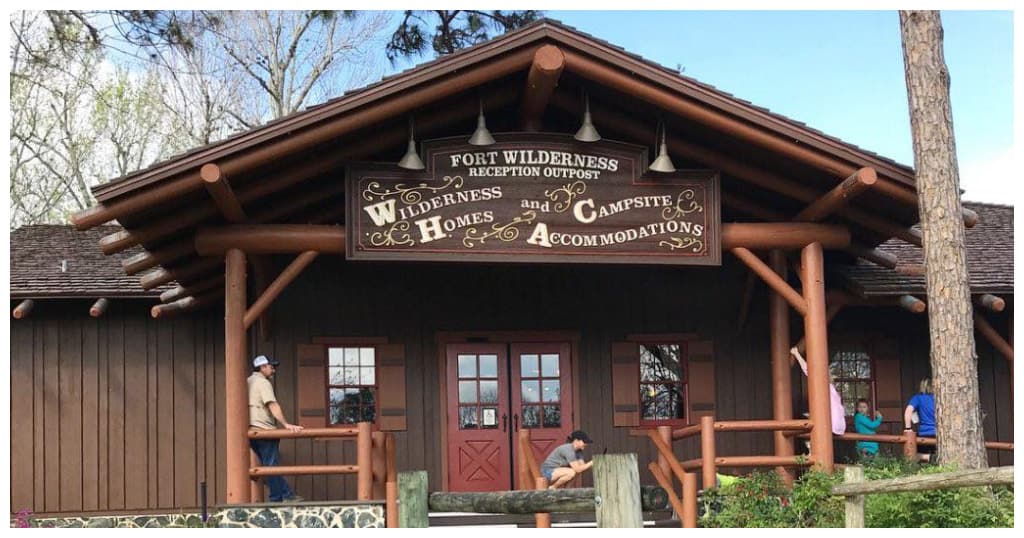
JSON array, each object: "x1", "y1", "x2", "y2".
[{"x1": 790, "y1": 347, "x2": 846, "y2": 435}]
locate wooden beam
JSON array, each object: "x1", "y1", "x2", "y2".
[
  {"x1": 244, "y1": 251, "x2": 319, "y2": 329},
  {"x1": 962, "y1": 206, "x2": 979, "y2": 228},
  {"x1": 974, "y1": 313, "x2": 1013, "y2": 362},
  {"x1": 89, "y1": 298, "x2": 110, "y2": 318},
  {"x1": 802, "y1": 241, "x2": 833, "y2": 472},
  {"x1": 896, "y1": 263, "x2": 926, "y2": 276},
  {"x1": 832, "y1": 466, "x2": 1014, "y2": 496},
  {"x1": 195, "y1": 225, "x2": 344, "y2": 256},
  {"x1": 122, "y1": 240, "x2": 196, "y2": 276},
  {"x1": 160, "y1": 275, "x2": 225, "y2": 304},
  {"x1": 140, "y1": 257, "x2": 223, "y2": 291},
  {"x1": 72, "y1": 48, "x2": 538, "y2": 230},
  {"x1": 732, "y1": 248, "x2": 807, "y2": 315},
  {"x1": 722, "y1": 223, "x2": 850, "y2": 251},
  {"x1": 201, "y1": 163, "x2": 247, "y2": 222},
  {"x1": 846, "y1": 244, "x2": 899, "y2": 270},
  {"x1": 769, "y1": 250, "x2": 795, "y2": 486},
  {"x1": 12, "y1": 299, "x2": 34, "y2": 319},
  {"x1": 974, "y1": 294, "x2": 1006, "y2": 312},
  {"x1": 225, "y1": 249, "x2": 249, "y2": 504},
  {"x1": 793, "y1": 167, "x2": 877, "y2": 221},
  {"x1": 519, "y1": 45, "x2": 564, "y2": 131},
  {"x1": 150, "y1": 290, "x2": 220, "y2": 318},
  {"x1": 897, "y1": 295, "x2": 927, "y2": 314},
  {"x1": 553, "y1": 94, "x2": 925, "y2": 246}
]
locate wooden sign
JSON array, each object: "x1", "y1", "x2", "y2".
[{"x1": 346, "y1": 134, "x2": 720, "y2": 265}]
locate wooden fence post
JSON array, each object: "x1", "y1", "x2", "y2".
[
  {"x1": 903, "y1": 430, "x2": 918, "y2": 461},
  {"x1": 357, "y1": 421, "x2": 373, "y2": 500},
  {"x1": 534, "y1": 477, "x2": 551, "y2": 528},
  {"x1": 398, "y1": 471, "x2": 428, "y2": 528},
  {"x1": 682, "y1": 472, "x2": 698, "y2": 528},
  {"x1": 843, "y1": 466, "x2": 865, "y2": 528},
  {"x1": 594, "y1": 453, "x2": 643, "y2": 528},
  {"x1": 701, "y1": 415, "x2": 717, "y2": 490}
]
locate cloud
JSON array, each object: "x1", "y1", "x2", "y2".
[{"x1": 959, "y1": 147, "x2": 1018, "y2": 205}]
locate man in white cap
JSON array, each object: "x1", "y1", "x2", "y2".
[{"x1": 249, "y1": 354, "x2": 304, "y2": 502}]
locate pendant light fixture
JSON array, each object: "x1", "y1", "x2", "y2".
[
  {"x1": 468, "y1": 97, "x2": 496, "y2": 146},
  {"x1": 397, "y1": 116, "x2": 425, "y2": 170},
  {"x1": 648, "y1": 118, "x2": 676, "y2": 173},
  {"x1": 573, "y1": 92, "x2": 601, "y2": 142}
]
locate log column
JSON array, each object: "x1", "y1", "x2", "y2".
[
  {"x1": 801, "y1": 242, "x2": 834, "y2": 471},
  {"x1": 769, "y1": 250, "x2": 795, "y2": 485},
  {"x1": 225, "y1": 248, "x2": 251, "y2": 503}
]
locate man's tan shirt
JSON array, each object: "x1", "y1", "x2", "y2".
[{"x1": 248, "y1": 372, "x2": 278, "y2": 430}]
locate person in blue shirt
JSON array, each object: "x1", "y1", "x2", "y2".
[
  {"x1": 904, "y1": 378, "x2": 936, "y2": 462},
  {"x1": 853, "y1": 399, "x2": 883, "y2": 459}
]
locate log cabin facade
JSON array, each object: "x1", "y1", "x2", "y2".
[{"x1": 9, "y1": 19, "x2": 1013, "y2": 517}]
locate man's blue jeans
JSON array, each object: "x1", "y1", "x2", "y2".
[{"x1": 250, "y1": 439, "x2": 295, "y2": 501}]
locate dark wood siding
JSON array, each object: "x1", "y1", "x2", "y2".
[{"x1": 10, "y1": 259, "x2": 1013, "y2": 515}]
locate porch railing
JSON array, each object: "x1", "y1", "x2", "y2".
[
  {"x1": 247, "y1": 421, "x2": 399, "y2": 528},
  {"x1": 789, "y1": 430, "x2": 1014, "y2": 460}
]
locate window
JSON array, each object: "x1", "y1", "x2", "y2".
[
  {"x1": 639, "y1": 343, "x2": 687, "y2": 424},
  {"x1": 830, "y1": 349, "x2": 873, "y2": 416},
  {"x1": 519, "y1": 353, "x2": 562, "y2": 428},
  {"x1": 327, "y1": 346, "x2": 377, "y2": 425},
  {"x1": 456, "y1": 353, "x2": 499, "y2": 430}
]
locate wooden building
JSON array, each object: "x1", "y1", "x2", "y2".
[{"x1": 10, "y1": 19, "x2": 1013, "y2": 518}]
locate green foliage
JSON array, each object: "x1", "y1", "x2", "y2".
[
  {"x1": 386, "y1": 10, "x2": 541, "y2": 61},
  {"x1": 701, "y1": 457, "x2": 1013, "y2": 528}
]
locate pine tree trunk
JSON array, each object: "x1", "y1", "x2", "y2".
[{"x1": 899, "y1": 10, "x2": 987, "y2": 470}]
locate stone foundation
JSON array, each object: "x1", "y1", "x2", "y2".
[{"x1": 13, "y1": 503, "x2": 385, "y2": 528}]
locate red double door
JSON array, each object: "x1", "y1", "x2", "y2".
[{"x1": 446, "y1": 343, "x2": 574, "y2": 492}]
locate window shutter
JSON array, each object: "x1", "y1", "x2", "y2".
[
  {"x1": 687, "y1": 339, "x2": 716, "y2": 423},
  {"x1": 611, "y1": 342, "x2": 640, "y2": 426},
  {"x1": 872, "y1": 336, "x2": 902, "y2": 433},
  {"x1": 377, "y1": 344, "x2": 407, "y2": 431},
  {"x1": 296, "y1": 343, "x2": 327, "y2": 428}
]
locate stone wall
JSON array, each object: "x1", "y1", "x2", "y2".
[{"x1": 13, "y1": 503, "x2": 385, "y2": 528}]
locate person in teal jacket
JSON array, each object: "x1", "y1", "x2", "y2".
[{"x1": 853, "y1": 399, "x2": 883, "y2": 458}]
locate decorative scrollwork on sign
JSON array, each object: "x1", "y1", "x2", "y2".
[
  {"x1": 543, "y1": 181, "x2": 587, "y2": 212},
  {"x1": 659, "y1": 236, "x2": 705, "y2": 253},
  {"x1": 661, "y1": 189, "x2": 704, "y2": 220},
  {"x1": 368, "y1": 221, "x2": 415, "y2": 247},
  {"x1": 463, "y1": 211, "x2": 537, "y2": 248},
  {"x1": 362, "y1": 175, "x2": 464, "y2": 203}
]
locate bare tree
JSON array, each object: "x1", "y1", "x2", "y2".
[
  {"x1": 899, "y1": 10, "x2": 987, "y2": 469},
  {"x1": 386, "y1": 10, "x2": 540, "y2": 61}
]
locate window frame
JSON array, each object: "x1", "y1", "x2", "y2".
[
  {"x1": 324, "y1": 344, "x2": 381, "y2": 428},
  {"x1": 636, "y1": 341, "x2": 689, "y2": 427},
  {"x1": 829, "y1": 338, "x2": 877, "y2": 418}
]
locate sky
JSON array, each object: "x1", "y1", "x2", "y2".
[{"x1": 391, "y1": 9, "x2": 1014, "y2": 204}]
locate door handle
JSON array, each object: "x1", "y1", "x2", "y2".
[
  {"x1": 502, "y1": 413, "x2": 508, "y2": 432},
  {"x1": 513, "y1": 414, "x2": 519, "y2": 432}
]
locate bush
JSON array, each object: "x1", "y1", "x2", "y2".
[{"x1": 700, "y1": 456, "x2": 1013, "y2": 528}]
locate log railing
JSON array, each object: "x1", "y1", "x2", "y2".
[
  {"x1": 517, "y1": 429, "x2": 551, "y2": 528},
  {"x1": 789, "y1": 431, "x2": 1014, "y2": 460},
  {"x1": 247, "y1": 421, "x2": 399, "y2": 528},
  {"x1": 833, "y1": 465, "x2": 1014, "y2": 527}
]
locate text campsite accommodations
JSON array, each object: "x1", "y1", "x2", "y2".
[{"x1": 10, "y1": 19, "x2": 1013, "y2": 519}]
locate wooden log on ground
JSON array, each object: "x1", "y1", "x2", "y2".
[
  {"x1": 89, "y1": 298, "x2": 110, "y2": 317},
  {"x1": 398, "y1": 471, "x2": 429, "y2": 528},
  {"x1": 12, "y1": 299, "x2": 34, "y2": 319},
  {"x1": 519, "y1": 45, "x2": 564, "y2": 131},
  {"x1": 722, "y1": 223, "x2": 850, "y2": 251},
  {"x1": 201, "y1": 163, "x2": 247, "y2": 222},
  {"x1": 426, "y1": 486, "x2": 669, "y2": 514},
  {"x1": 195, "y1": 224, "x2": 345, "y2": 256},
  {"x1": 832, "y1": 466, "x2": 1014, "y2": 496},
  {"x1": 794, "y1": 167, "x2": 877, "y2": 222},
  {"x1": 593, "y1": 454, "x2": 643, "y2": 528},
  {"x1": 975, "y1": 294, "x2": 1006, "y2": 312},
  {"x1": 732, "y1": 247, "x2": 808, "y2": 315},
  {"x1": 843, "y1": 466, "x2": 865, "y2": 528}
]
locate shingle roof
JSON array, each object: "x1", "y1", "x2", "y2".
[
  {"x1": 836, "y1": 202, "x2": 1013, "y2": 296},
  {"x1": 11, "y1": 225, "x2": 166, "y2": 298}
]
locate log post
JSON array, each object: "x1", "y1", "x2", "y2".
[
  {"x1": 89, "y1": 298, "x2": 110, "y2": 318},
  {"x1": 398, "y1": 470, "x2": 429, "y2": 528},
  {"x1": 974, "y1": 294, "x2": 1006, "y2": 312},
  {"x1": 682, "y1": 472, "x2": 698, "y2": 529},
  {"x1": 201, "y1": 163, "x2": 248, "y2": 222},
  {"x1": 657, "y1": 425, "x2": 674, "y2": 485},
  {"x1": 249, "y1": 450, "x2": 264, "y2": 503},
  {"x1": 843, "y1": 466, "x2": 865, "y2": 528},
  {"x1": 534, "y1": 477, "x2": 551, "y2": 528},
  {"x1": 519, "y1": 44, "x2": 565, "y2": 131},
  {"x1": 385, "y1": 433, "x2": 398, "y2": 528},
  {"x1": 700, "y1": 415, "x2": 717, "y2": 489},
  {"x1": 224, "y1": 248, "x2": 250, "y2": 503},
  {"x1": 903, "y1": 430, "x2": 918, "y2": 461},
  {"x1": 769, "y1": 251, "x2": 795, "y2": 487},
  {"x1": 357, "y1": 421, "x2": 373, "y2": 500},
  {"x1": 372, "y1": 431, "x2": 386, "y2": 500},
  {"x1": 12, "y1": 299, "x2": 34, "y2": 319},
  {"x1": 802, "y1": 241, "x2": 834, "y2": 472},
  {"x1": 793, "y1": 167, "x2": 877, "y2": 222},
  {"x1": 593, "y1": 453, "x2": 643, "y2": 528}
]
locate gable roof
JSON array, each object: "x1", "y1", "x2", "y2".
[
  {"x1": 835, "y1": 202, "x2": 1013, "y2": 297},
  {"x1": 10, "y1": 225, "x2": 165, "y2": 298}
]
